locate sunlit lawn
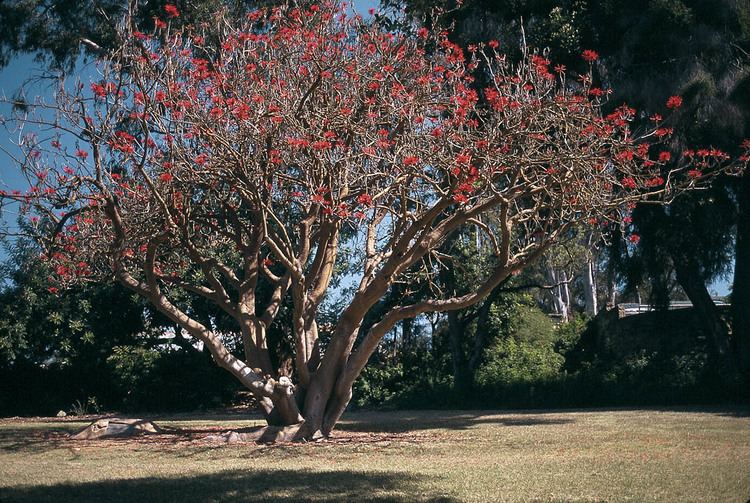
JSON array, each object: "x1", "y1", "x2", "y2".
[{"x1": 0, "y1": 408, "x2": 748, "y2": 502}]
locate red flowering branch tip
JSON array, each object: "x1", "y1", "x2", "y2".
[
  {"x1": 164, "y1": 4, "x2": 180, "y2": 18},
  {"x1": 666, "y1": 95, "x2": 683, "y2": 109},
  {"x1": 582, "y1": 50, "x2": 599, "y2": 63}
]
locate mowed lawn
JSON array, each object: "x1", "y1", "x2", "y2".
[{"x1": 0, "y1": 408, "x2": 748, "y2": 502}]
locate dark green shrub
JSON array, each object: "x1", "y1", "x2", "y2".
[
  {"x1": 107, "y1": 346, "x2": 238, "y2": 412},
  {"x1": 476, "y1": 337, "x2": 564, "y2": 387}
]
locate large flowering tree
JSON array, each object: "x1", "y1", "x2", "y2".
[{"x1": 1, "y1": 2, "x2": 742, "y2": 439}]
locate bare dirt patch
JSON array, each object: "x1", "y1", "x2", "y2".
[{"x1": 11, "y1": 421, "x2": 439, "y2": 453}]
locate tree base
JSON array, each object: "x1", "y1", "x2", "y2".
[{"x1": 203, "y1": 422, "x2": 324, "y2": 444}]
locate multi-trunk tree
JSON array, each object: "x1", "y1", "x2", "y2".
[{"x1": 1, "y1": 2, "x2": 742, "y2": 439}]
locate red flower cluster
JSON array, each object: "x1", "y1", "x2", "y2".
[
  {"x1": 356, "y1": 193, "x2": 372, "y2": 206},
  {"x1": 666, "y1": 95, "x2": 683, "y2": 109},
  {"x1": 109, "y1": 131, "x2": 136, "y2": 154},
  {"x1": 164, "y1": 4, "x2": 180, "y2": 18},
  {"x1": 581, "y1": 50, "x2": 599, "y2": 63},
  {"x1": 621, "y1": 177, "x2": 637, "y2": 189},
  {"x1": 90, "y1": 81, "x2": 117, "y2": 98}
]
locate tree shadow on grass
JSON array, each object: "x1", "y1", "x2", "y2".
[
  {"x1": 712, "y1": 407, "x2": 750, "y2": 418},
  {"x1": 0, "y1": 468, "x2": 458, "y2": 503},
  {"x1": 0, "y1": 425, "x2": 78, "y2": 454},
  {"x1": 336, "y1": 410, "x2": 574, "y2": 433}
]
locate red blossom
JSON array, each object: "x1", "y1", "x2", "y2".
[
  {"x1": 164, "y1": 4, "x2": 180, "y2": 18},
  {"x1": 90, "y1": 83, "x2": 107, "y2": 98},
  {"x1": 581, "y1": 50, "x2": 599, "y2": 63},
  {"x1": 666, "y1": 95, "x2": 683, "y2": 109},
  {"x1": 616, "y1": 150, "x2": 634, "y2": 162},
  {"x1": 646, "y1": 176, "x2": 664, "y2": 187},
  {"x1": 621, "y1": 177, "x2": 637, "y2": 189},
  {"x1": 628, "y1": 234, "x2": 641, "y2": 244},
  {"x1": 356, "y1": 193, "x2": 372, "y2": 206},
  {"x1": 312, "y1": 140, "x2": 332, "y2": 150}
]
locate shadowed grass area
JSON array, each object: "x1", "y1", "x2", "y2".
[
  {"x1": 0, "y1": 468, "x2": 457, "y2": 503},
  {"x1": 0, "y1": 408, "x2": 748, "y2": 502}
]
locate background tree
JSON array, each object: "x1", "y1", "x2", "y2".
[
  {"x1": 0, "y1": 232, "x2": 240, "y2": 415},
  {"x1": 0, "y1": 235, "x2": 147, "y2": 413},
  {"x1": 0, "y1": 0, "x2": 264, "y2": 70}
]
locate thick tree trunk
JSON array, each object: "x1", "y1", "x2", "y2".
[
  {"x1": 672, "y1": 252, "x2": 737, "y2": 384},
  {"x1": 294, "y1": 318, "x2": 361, "y2": 439},
  {"x1": 606, "y1": 268, "x2": 617, "y2": 309},
  {"x1": 448, "y1": 310, "x2": 472, "y2": 393},
  {"x1": 240, "y1": 317, "x2": 274, "y2": 375},
  {"x1": 468, "y1": 293, "x2": 496, "y2": 373},
  {"x1": 402, "y1": 318, "x2": 413, "y2": 350},
  {"x1": 583, "y1": 259, "x2": 598, "y2": 316},
  {"x1": 547, "y1": 266, "x2": 569, "y2": 321}
]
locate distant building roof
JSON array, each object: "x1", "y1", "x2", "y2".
[{"x1": 618, "y1": 299, "x2": 728, "y2": 316}]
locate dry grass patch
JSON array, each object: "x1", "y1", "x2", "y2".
[{"x1": 0, "y1": 408, "x2": 748, "y2": 502}]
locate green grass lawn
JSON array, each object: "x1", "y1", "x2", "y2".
[{"x1": 0, "y1": 408, "x2": 748, "y2": 502}]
